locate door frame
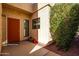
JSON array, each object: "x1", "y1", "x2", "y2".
[
  {"x1": 2, "y1": 15, "x2": 8, "y2": 45},
  {"x1": 23, "y1": 19, "x2": 30, "y2": 40},
  {"x1": 24, "y1": 19, "x2": 29, "y2": 37}
]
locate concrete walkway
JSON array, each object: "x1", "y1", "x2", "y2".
[{"x1": 1, "y1": 41, "x2": 60, "y2": 56}]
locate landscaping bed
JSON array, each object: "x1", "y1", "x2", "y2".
[{"x1": 45, "y1": 35, "x2": 79, "y2": 56}]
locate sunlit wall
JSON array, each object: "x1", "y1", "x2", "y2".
[{"x1": 38, "y1": 3, "x2": 52, "y2": 45}]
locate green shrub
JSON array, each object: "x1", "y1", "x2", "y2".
[{"x1": 50, "y1": 4, "x2": 79, "y2": 51}]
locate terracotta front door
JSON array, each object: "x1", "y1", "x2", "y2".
[{"x1": 7, "y1": 18, "x2": 20, "y2": 44}]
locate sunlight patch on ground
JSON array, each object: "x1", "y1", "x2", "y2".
[{"x1": 29, "y1": 43, "x2": 45, "y2": 54}]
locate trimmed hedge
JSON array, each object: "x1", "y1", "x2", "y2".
[{"x1": 50, "y1": 4, "x2": 79, "y2": 51}]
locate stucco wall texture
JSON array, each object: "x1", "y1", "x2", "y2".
[{"x1": 0, "y1": 3, "x2": 2, "y2": 52}]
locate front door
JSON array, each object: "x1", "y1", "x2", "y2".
[{"x1": 7, "y1": 18, "x2": 20, "y2": 44}]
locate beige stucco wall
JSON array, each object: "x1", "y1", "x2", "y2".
[
  {"x1": 31, "y1": 12, "x2": 38, "y2": 40},
  {"x1": 7, "y1": 3, "x2": 33, "y2": 13},
  {"x1": 30, "y1": 4, "x2": 38, "y2": 40},
  {"x1": 2, "y1": 4, "x2": 31, "y2": 42},
  {"x1": 0, "y1": 3, "x2": 2, "y2": 52},
  {"x1": 2, "y1": 15, "x2": 6, "y2": 44}
]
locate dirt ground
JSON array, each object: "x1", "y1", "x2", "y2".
[{"x1": 45, "y1": 35, "x2": 79, "y2": 56}]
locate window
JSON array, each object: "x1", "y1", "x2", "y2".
[
  {"x1": 24, "y1": 20, "x2": 29, "y2": 37},
  {"x1": 32, "y1": 18, "x2": 40, "y2": 29}
]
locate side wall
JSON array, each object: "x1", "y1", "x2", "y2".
[
  {"x1": 2, "y1": 15, "x2": 6, "y2": 44},
  {"x1": 0, "y1": 3, "x2": 2, "y2": 52},
  {"x1": 31, "y1": 12, "x2": 38, "y2": 40},
  {"x1": 38, "y1": 4, "x2": 52, "y2": 45},
  {"x1": 30, "y1": 4, "x2": 38, "y2": 40}
]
